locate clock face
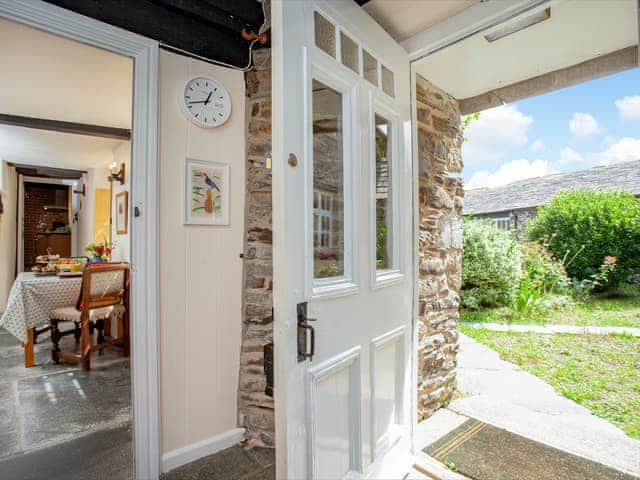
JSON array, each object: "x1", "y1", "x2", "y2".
[{"x1": 181, "y1": 76, "x2": 231, "y2": 128}]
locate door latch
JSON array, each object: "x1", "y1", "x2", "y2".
[{"x1": 297, "y1": 302, "x2": 316, "y2": 362}]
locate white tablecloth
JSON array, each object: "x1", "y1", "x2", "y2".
[{"x1": 0, "y1": 272, "x2": 82, "y2": 343}]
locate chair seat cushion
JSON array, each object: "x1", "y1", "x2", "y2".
[{"x1": 50, "y1": 304, "x2": 125, "y2": 322}]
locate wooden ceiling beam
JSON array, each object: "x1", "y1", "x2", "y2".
[
  {"x1": 459, "y1": 46, "x2": 639, "y2": 115},
  {"x1": 0, "y1": 114, "x2": 131, "y2": 140}
]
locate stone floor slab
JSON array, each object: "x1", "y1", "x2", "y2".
[{"x1": 448, "y1": 333, "x2": 640, "y2": 477}]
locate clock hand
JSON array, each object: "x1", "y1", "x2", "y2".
[
  {"x1": 188, "y1": 100, "x2": 207, "y2": 104},
  {"x1": 204, "y1": 92, "x2": 213, "y2": 105}
]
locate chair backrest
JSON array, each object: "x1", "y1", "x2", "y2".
[{"x1": 77, "y1": 263, "x2": 130, "y2": 311}]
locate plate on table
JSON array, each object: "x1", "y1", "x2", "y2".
[
  {"x1": 34, "y1": 271, "x2": 57, "y2": 276},
  {"x1": 57, "y1": 271, "x2": 83, "y2": 277}
]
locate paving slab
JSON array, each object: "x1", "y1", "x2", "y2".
[
  {"x1": 448, "y1": 333, "x2": 640, "y2": 477},
  {"x1": 465, "y1": 322, "x2": 640, "y2": 337}
]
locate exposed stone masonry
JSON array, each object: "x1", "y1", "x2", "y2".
[
  {"x1": 415, "y1": 75, "x2": 463, "y2": 421},
  {"x1": 238, "y1": 48, "x2": 275, "y2": 447}
]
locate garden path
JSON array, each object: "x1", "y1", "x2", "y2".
[
  {"x1": 464, "y1": 322, "x2": 640, "y2": 337},
  {"x1": 416, "y1": 334, "x2": 640, "y2": 477}
]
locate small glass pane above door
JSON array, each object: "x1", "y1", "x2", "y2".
[
  {"x1": 363, "y1": 50, "x2": 378, "y2": 86},
  {"x1": 313, "y1": 80, "x2": 344, "y2": 279},
  {"x1": 341, "y1": 32, "x2": 359, "y2": 73},
  {"x1": 375, "y1": 114, "x2": 393, "y2": 270},
  {"x1": 381, "y1": 65, "x2": 395, "y2": 98},
  {"x1": 314, "y1": 12, "x2": 336, "y2": 58}
]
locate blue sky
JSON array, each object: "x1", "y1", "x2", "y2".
[{"x1": 462, "y1": 67, "x2": 640, "y2": 188}]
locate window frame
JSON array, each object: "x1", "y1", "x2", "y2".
[
  {"x1": 369, "y1": 94, "x2": 404, "y2": 289},
  {"x1": 493, "y1": 216, "x2": 511, "y2": 230},
  {"x1": 305, "y1": 55, "x2": 361, "y2": 299}
]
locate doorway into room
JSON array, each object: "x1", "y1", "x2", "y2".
[{"x1": 0, "y1": 15, "x2": 137, "y2": 479}]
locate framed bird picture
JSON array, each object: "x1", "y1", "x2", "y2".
[{"x1": 185, "y1": 158, "x2": 230, "y2": 225}]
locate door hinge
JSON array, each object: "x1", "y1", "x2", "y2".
[
  {"x1": 297, "y1": 302, "x2": 316, "y2": 362},
  {"x1": 264, "y1": 342, "x2": 274, "y2": 397}
]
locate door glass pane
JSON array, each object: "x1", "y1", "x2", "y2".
[
  {"x1": 363, "y1": 50, "x2": 378, "y2": 86},
  {"x1": 314, "y1": 12, "x2": 336, "y2": 58},
  {"x1": 381, "y1": 65, "x2": 395, "y2": 97},
  {"x1": 375, "y1": 114, "x2": 392, "y2": 270},
  {"x1": 313, "y1": 80, "x2": 344, "y2": 279},
  {"x1": 340, "y1": 32, "x2": 359, "y2": 73}
]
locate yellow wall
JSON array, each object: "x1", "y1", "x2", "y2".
[
  {"x1": 93, "y1": 187, "x2": 111, "y2": 244},
  {"x1": 0, "y1": 161, "x2": 17, "y2": 311},
  {"x1": 158, "y1": 50, "x2": 245, "y2": 459}
]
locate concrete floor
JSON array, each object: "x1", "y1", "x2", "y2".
[
  {"x1": 416, "y1": 333, "x2": 640, "y2": 478},
  {"x1": 0, "y1": 326, "x2": 133, "y2": 479}
]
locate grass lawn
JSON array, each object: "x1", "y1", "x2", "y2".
[
  {"x1": 461, "y1": 285, "x2": 640, "y2": 328},
  {"x1": 461, "y1": 326, "x2": 640, "y2": 440}
]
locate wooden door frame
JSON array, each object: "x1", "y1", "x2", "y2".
[{"x1": 0, "y1": 1, "x2": 161, "y2": 478}]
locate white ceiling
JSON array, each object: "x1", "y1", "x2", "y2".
[
  {"x1": 0, "y1": 125, "x2": 125, "y2": 170},
  {"x1": 412, "y1": 0, "x2": 638, "y2": 100},
  {"x1": 363, "y1": 0, "x2": 476, "y2": 42},
  {"x1": 0, "y1": 17, "x2": 133, "y2": 128}
]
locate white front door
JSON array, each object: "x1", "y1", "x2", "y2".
[{"x1": 272, "y1": 1, "x2": 413, "y2": 478}]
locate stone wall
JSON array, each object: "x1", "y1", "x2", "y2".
[
  {"x1": 239, "y1": 48, "x2": 275, "y2": 447},
  {"x1": 415, "y1": 74, "x2": 463, "y2": 421}
]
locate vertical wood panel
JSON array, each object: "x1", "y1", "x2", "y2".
[
  {"x1": 159, "y1": 50, "x2": 189, "y2": 453},
  {"x1": 159, "y1": 49, "x2": 245, "y2": 453}
]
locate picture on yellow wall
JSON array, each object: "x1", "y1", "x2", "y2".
[
  {"x1": 185, "y1": 158, "x2": 229, "y2": 225},
  {"x1": 115, "y1": 191, "x2": 128, "y2": 234}
]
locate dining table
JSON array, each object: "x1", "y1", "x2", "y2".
[{"x1": 0, "y1": 272, "x2": 82, "y2": 367}]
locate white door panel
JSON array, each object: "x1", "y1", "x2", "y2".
[{"x1": 273, "y1": 1, "x2": 413, "y2": 478}]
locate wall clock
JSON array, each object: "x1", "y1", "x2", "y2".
[{"x1": 180, "y1": 76, "x2": 231, "y2": 128}]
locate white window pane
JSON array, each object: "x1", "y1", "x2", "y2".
[
  {"x1": 313, "y1": 80, "x2": 344, "y2": 279},
  {"x1": 375, "y1": 114, "x2": 393, "y2": 270}
]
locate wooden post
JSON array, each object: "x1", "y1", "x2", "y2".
[{"x1": 23, "y1": 327, "x2": 35, "y2": 368}]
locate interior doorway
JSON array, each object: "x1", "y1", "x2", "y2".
[{"x1": 0, "y1": 14, "x2": 139, "y2": 479}]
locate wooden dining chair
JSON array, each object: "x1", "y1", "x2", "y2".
[{"x1": 49, "y1": 263, "x2": 130, "y2": 371}]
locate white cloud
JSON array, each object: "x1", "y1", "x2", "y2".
[
  {"x1": 466, "y1": 159, "x2": 556, "y2": 189},
  {"x1": 462, "y1": 105, "x2": 533, "y2": 167},
  {"x1": 555, "y1": 147, "x2": 583, "y2": 166},
  {"x1": 595, "y1": 137, "x2": 640, "y2": 165},
  {"x1": 615, "y1": 96, "x2": 640, "y2": 121},
  {"x1": 569, "y1": 113, "x2": 600, "y2": 136},
  {"x1": 530, "y1": 139, "x2": 545, "y2": 152}
]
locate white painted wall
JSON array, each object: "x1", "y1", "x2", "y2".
[
  {"x1": 0, "y1": 160, "x2": 17, "y2": 312},
  {"x1": 110, "y1": 141, "x2": 130, "y2": 262},
  {"x1": 75, "y1": 168, "x2": 110, "y2": 257},
  {"x1": 158, "y1": 50, "x2": 246, "y2": 463},
  {"x1": 0, "y1": 17, "x2": 132, "y2": 128}
]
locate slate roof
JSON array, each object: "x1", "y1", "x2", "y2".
[{"x1": 463, "y1": 160, "x2": 640, "y2": 215}]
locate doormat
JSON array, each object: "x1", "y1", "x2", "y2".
[{"x1": 423, "y1": 418, "x2": 638, "y2": 480}]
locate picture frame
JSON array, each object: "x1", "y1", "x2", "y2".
[
  {"x1": 115, "y1": 191, "x2": 128, "y2": 234},
  {"x1": 185, "y1": 158, "x2": 230, "y2": 225}
]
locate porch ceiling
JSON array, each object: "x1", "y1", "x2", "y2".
[
  {"x1": 410, "y1": 0, "x2": 639, "y2": 102},
  {"x1": 362, "y1": 0, "x2": 477, "y2": 42}
]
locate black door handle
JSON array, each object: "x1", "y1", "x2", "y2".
[{"x1": 297, "y1": 302, "x2": 316, "y2": 362}]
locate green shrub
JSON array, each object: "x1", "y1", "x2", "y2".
[
  {"x1": 527, "y1": 190, "x2": 640, "y2": 287},
  {"x1": 461, "y1": 218, "x2": 522, "y2": 309},
  {"x1": 519, "y1": 242, "x2": 569, "y2": 294}
]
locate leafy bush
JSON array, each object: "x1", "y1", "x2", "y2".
[
  {"x1": 527, "y1": 190, "x2": 640, "y2": 287},
  {"x1": 519, "y1": 242, "x2": 569, "y2": 294},
  {"x1": 461, "y1": 219, "x2": 522, "y2": 309}
]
